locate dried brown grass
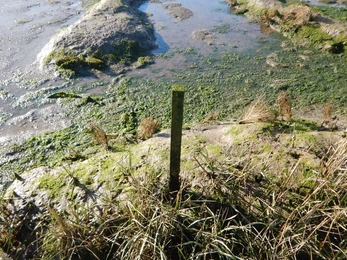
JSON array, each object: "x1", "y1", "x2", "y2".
[
  {"x1": 322, "y1": 102, "x2": 333, "y2": 126},
  {"x1": 137, "y1": 117, "x2": 160, "y2": 140},
  {"x1": 239, "y1": 97, "x2": 276, "y2": 124},
  {"x1": 282, "y1": 5, "x2": 315, "y2": 27},
  {"x1": 277, "y1": 91, "x2": 292, "y2": 121},
  {"x1": 88, "y1": 122, "x2": 109, "y2": 150},
  {"x1": 323, "y1": 103, "x2": 333, "y2": 121},
  {"x1": 201, "y1": 112, "x2": 219, "y2": 124},
  {"x1": 321, "y1": 103, "x2": 338, "y2": 130}
]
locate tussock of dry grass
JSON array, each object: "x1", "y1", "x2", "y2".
[
  {"x1": 321, "y1": 103, "x2": 339, "y2": 130},
  {"x1": 201, "y1": 112, "x2": 219, "y2": 124},
  {"x1": 88, "y1": 122, "x2": 109, "y2": 149},
  {"x1": 282, "y1": 5, "x2": 315, "y2": 27},
  {"x1": 137, "y1": 117, "x2": 160, "y2": 140},
  {"x1": 277, "y1": 90, "x2": 292, "y2": 121},
  {"x1": 323, "y1": 103, "x2": 333, "y2": 122},
  {"x1": 239, "y1": 97, "x2": 276, "y2": 124}
]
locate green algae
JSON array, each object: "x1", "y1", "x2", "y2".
[
  {"x1": 206, "y1": 144, "x2": 223, "y2": 157},
  {"x1": 4, "y1": 20, "x2": 347, "y2": 182},
  {"x1": 137, "y1": 56, "x2": 154, "y2": 67},
  {"x1": 211, "y1": 24, "x2": 231, "y2": 34},
  {"x1": 231, "y1": 0, "x2": 347, "y2": 54},
  {"x1": 311, "y1": 5, "x2": 347, "y2": 23},
  {"x1": 297, "y1": 26, "x2": 333, "y2": 48},
  {"x1": 36, "y1": 148, "x2": 137, "y2": 201},
  {"x1": 85, "y1": 56, "x2": 106, "y2": 70},
  {"x1": 44, "y1": 39, "x2": 149, "y2": 78},
  {"x1": 44, "y1": 49, "x2": 84, "y2": 78},
  {"x1": 21, "y1": 128, "x2": 89, "y2": 167},
  {"x1": 91, "y1": 40, "x2": 146, "y2": 65},
  {"x1": 38, "y1": 172, "x2": 68, "y2": 200}
]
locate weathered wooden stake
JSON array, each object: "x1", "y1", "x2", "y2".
[{"x1": 169, "y1": 85, "x2": 185, "y2": 195}]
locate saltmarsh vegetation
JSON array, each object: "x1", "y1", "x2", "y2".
[
  {"x1": 1, "y1": 107, "x2": 347, "y2": 259},
  {"x1": 2, "y1": 37, "x2": 347, "y2": 185},
  {"x1": 228, "y1": 0, "x2": 347, "y2": 54},
  {"x1": 2, "y1": 11, "x2": 347, "y2": 258}
]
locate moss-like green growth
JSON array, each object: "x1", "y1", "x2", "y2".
[
  {"x1": 226, "y1": 124, "x2": 258, "y2": 143},
  {"x1": 21, "y1": 128, "x2": 82, "y2": 168},
  {"x1": 44, "y1": 49, "x2": 75, "y2": 65},
  {"x1": 137, "y1": 56, "x2": 153, "y2": 67},
  {"x1": 291, "y1": 118, "x2": 321, "y2": 132},
  {"x1": 296, "y1": 132, "x2": 317, "y2": 144},
  {"x1": 262, "y1": 119, "x2": 321, "y2": 136},
  {"x1": 38, "y1": 172, "x2": 68, "y2": 199},
  {"x1": 120, "y1": 111, "x2": 138, "y2": 134},
  {"x1": 116, "y1": 40, "x2": 141, "y2": 60},
  {"x1": 44, "y1": 40, "x2": 147, "y2": 77},
  {"x1": 0, "y1": 126, "x2": 92, "y2": 178},
  {"x1": 297, "y1": 25, "x2": 333, "y2": 47},
  {"x1": 333, "y1": 33, "x2": 347, "y2": 54},
  {"x1": 226, "y1": 124, "x2": 244, "y2": 136},
  {"x1": 85, "y1": 56, "x2": 106, "y2": 70},
  {"x1": 44, "y1": 49, "x2": 85, "y2": 78},
  {"x1": 80, "y1": 0, "x2": 102, "y2": 10},
  {"x1": 55, "y1": 56, "x2": 81, "y2": 69},
  {"x1": 92, "y1": 40, "x2": 145, "y2": 65},
  {"x1": 206, "y1": 143, "x2": 223, "y2": 156},
  {"x1": 311, "y1": 5, "x2": 347, "y2": 23},
  {"x1": 231, "y1": 0, "x2": 347, "y2": 54},
  {"x1": 172, "y1": 85, "x2": 185, "y2": 92}
]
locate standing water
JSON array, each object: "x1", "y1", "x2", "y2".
[
  {"x1": 129, "y1": 0, "x2": 279, "y2": 79},
  {"x1": 139, "y1": 0, "x2": 266, "y2": 53}
]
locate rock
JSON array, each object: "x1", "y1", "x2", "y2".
[
  {"x1": 234, "y1": 7, "x2": 249, "y2": 15},
  {"x1": 266, "y1": 53, "x2": 281, "y2": 68},
  {"x1": 192, "y1": 30, "x2": 216, "y2": 44},
  {"x1": 36, "y1": 0, "x2": 156, "y2": 76},
  {"x1": 163, "y1": 3, "x2": 193, "y2": 22}
]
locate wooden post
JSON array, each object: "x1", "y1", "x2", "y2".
[{"x1": 169, "y1": 85, "x2": 184, "y2": 195}]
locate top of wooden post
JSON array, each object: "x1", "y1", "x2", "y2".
[{"x1": 172, "y1": 85, "x2": 184, "y2": 92}]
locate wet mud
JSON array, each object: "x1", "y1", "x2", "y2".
[{"x1": 0, "y1": 1, "x2": 83, "y2": 143}]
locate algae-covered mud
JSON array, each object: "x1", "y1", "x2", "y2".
[
  {"x1": 0, "y1": 1, "x2": 84, "y2": 143},
  {"x1": 0, "y1": 0, "x2": 83, "y2": 80},
  {"x1": 1, "y1": 0, "x2": 347, "y2": 188},
  {"x1": 2, "y1": 0, "x2": 347, "y2": 259}
]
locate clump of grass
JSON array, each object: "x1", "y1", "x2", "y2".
[
  {"x1": 136, "y1": 117, "x2": 160, "y2": 140},
  {"x1": 2, "y1": 137, "x2": 347, "y2": 259},
  {"x1": 322, "y1": 102, "x2": 333, "y2": 127},
  {"x1": 2, "y1": 98, "x2": 347, "y2": 259},
  {"x1": 87, "y1": 122, "x2": 109, "y2": 149},
  {"x1": 282, "y1": 5, "x2": 316, "y2": 28},
  {"x1": 200, "y1": 111, "x2": 219, "y2": 124},
  {"x1": 239, "y1": 97, "x2": 276, "y2": 124},
  {"x1": 321, "y1": 102, "x2": 338, "y2": 130},
  {"x1": 277, "y1": 90, "x2": 292, "y2": 121}
]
